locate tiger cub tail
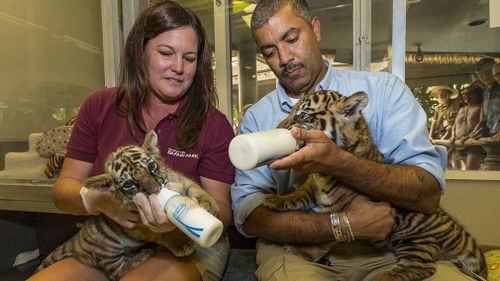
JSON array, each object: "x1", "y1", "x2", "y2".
[{"x1": 35, "y1": 236, "x2": 77, "y2": 272}]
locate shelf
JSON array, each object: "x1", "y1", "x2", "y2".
[{"x1": 0, "y1": 179, "x2": 62, "y2": 214}]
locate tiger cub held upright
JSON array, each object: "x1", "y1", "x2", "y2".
[
  {"x1": 264, "y1": 90, "x2": 487, "y2": 281},
  {"x1": 36, "y1": 131, "x2": 219, "y2": 281}
]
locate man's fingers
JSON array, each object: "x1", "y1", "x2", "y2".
[
  {"x1": 290, "y1": 127, "x2": 304, "y2": 140},
  {"x1": 351, "y1": 194, "x2": 369, "y2": 205},
  {"x1": 268, "y1": 151, "x2": 300, "y2": 169},
  {"x1": 291, "y1": 127, "x2": 325, "y2": 142}
]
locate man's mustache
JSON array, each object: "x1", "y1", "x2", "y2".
[{"x1": 282, "y1": 62, "x2": 305, "y2": 76}]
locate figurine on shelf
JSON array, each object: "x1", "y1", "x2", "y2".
[
  {"x1": 428, "y1": 85, "x2": 461, "y2": 141},
  {"x1": 449, "y1": 84, "x2": 487, "y2": 170}
]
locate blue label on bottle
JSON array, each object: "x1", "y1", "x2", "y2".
[
  {"x1": 174, "y1": 204, "x2": 187, "y2": 218},
  {"x1": 173, "y1": 204, "x2": 204, "y2": 238}
]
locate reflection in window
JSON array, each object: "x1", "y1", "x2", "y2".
[
  {"x1": 230, "y1": 0, "x2": 499, "y2": 171},
  {"x1": 0, "y1": 0, "x2": 103, "y2": 179},
  {"x1": 405, "y1": 0, "x2": 500, "y2": 171}
]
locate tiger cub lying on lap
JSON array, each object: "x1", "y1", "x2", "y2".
[
  {"x1": 264, "y1": 90, "x2": 487, "y2": 281},
  {"x1": 36, "y1": 131, "x2": 219, "y2": 281}
]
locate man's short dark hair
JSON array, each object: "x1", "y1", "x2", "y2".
[
  {"x1": 251, "y1": 0, "x2": 312, "y2": 30},
  {"x1": 474, "y1": 57, "x2": 495, "y2": 72}
]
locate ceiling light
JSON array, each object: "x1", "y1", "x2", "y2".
[{"x1": 468, "y1": 19, "x2": 488, "y2": 26}]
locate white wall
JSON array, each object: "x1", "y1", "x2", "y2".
[{"x1": 441, "y1": 171, "x2": 500, "y2": 248}]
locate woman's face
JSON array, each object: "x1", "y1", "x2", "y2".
[
  {"x1": 145, "y1": 26, "x2": 198, "y2": 102},
  {"x1": 464, "y1": 92, "x2": 480, "y2": 105}
]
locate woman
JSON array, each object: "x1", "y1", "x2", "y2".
[
  {"x1": 29, "y1": 1, "x2": 234, "y2": 281},
  {"x1": 450, "y1": 84, "x2": 487, "y2": 170}
]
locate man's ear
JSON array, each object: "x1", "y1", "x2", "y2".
[
  {"x1": 84, "y1": 174, "x2": 114, "y2": 191},
  {"x1": 311, "y1": 16, "x2": 321, "y2": 42}
]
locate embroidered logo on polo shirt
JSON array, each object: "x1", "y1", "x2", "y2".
[{"x1": 167, "y1": 148, "x2": 199, "y2": 159}]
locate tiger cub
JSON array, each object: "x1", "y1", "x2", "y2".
[
  {"x1": 36, "y1": 131, "x2": 219, "y2": 281},
  {"x1": 264, "y1": 90, "x2": 487, "y2": 281}
]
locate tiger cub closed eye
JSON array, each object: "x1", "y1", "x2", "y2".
[
  {"x1": 35, "y1": 131, "x2": 219, "y2": 281},
  {"x1": 264, "y1": 90, "x2": 487, "y2": 281}
]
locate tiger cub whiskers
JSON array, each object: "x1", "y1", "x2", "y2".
[
  {"x1": 263, "y1": 90, "x2": 487, "y2": 281},
  {"x1": 35, "y1": 131, "x2": 219, "y2": 281}
]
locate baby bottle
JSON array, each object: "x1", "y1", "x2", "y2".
[
  {"x1": 229, "y1": 128, "x2": 298, "y2": 170},
  {"x1": 157, "y1": 189, "x2": 223, "y2": 248}
]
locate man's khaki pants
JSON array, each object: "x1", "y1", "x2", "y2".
[{"x1": 255, "y1": 240, "x2": 479, "y2": 281}]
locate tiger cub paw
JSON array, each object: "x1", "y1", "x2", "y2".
[
  {"x1": 263, "y1": 194, "x2": 289, "y2": 211},
  {"x1": 168, "y1": 240, "x2": 196, "y2": 257},
  {"x1": 195, "y1": 194, "x2": 220, "y2": 218}
]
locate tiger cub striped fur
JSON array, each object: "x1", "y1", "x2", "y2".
[
  {"x1": 264, "y1": 90, "x2": 487, "y2": 281},
  {"x1": 36, "y1": 131, "x2": 219, "y2": 281}
]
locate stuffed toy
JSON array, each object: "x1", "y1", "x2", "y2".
[{"x1": 35, "y1": 117, "x2": 76, "y2": 178}]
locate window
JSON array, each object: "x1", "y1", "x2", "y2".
[
  {"x1": 1, "y1": 0, "x2": 498, "y2": 179},
  {"x1": 229, "y1": 0, "x2": 500, "y2": 171},
  {"x1": 405, "y1": 0, "x2": 500, "y2": 171},
  {"x1": 0, "y1": 0, "x2": 103, "y2": 178}
]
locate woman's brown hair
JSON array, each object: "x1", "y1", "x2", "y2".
[{"x1": 117, "y1": 0, "x2": 217, "y2": 149}]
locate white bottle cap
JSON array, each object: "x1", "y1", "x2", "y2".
[{"x1": 157, "y1": 188, "x2": 180, "y2": 208}]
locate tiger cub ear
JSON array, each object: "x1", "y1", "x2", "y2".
[
  {"x1": 84, "y1": 174, "x2": 114, "y2": 191},
  {"x1": 143, "y1": 130, "x2": 160, "y2": 155},
  {"x1": 342, "y1": 91, "x2": 369, "y2": 118}
]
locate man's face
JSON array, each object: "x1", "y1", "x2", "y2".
[
  {"x1": 475, "y1": 68, "x2": 495, "y2": 87},
  {"x1": 252, "y1": 6, "x2": 325, "y2": 96},
  {"x1": 436, "y1": 90, "x2": 450, "y2": 105},
  {"x1": 493, "y1": 64, "x2": 500, "y2": 85}
]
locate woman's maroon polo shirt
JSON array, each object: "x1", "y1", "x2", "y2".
[{"x1": 66, "y1": 88, "x2": 235, "y2": 185}]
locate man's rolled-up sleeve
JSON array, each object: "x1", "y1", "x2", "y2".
[{"x1": 231, "y1": 166, "x2": 275, "y2": 237}]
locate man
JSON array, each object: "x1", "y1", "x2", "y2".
[
  {"x1": 428, "y1": 86, "x2": 461, "y2": 170},
  {"x1": 488, "y1": 62, "x2": 500, "y2": 141},
  {"x1": 428, "y1": 85, "x2": 461, "y2": 141},
  {"x1": 231, "y1": 0, "x2": 474, "y2": 280},
  {"x1": 475, "y1": 57, "x2": 500, "y2": 141}
]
